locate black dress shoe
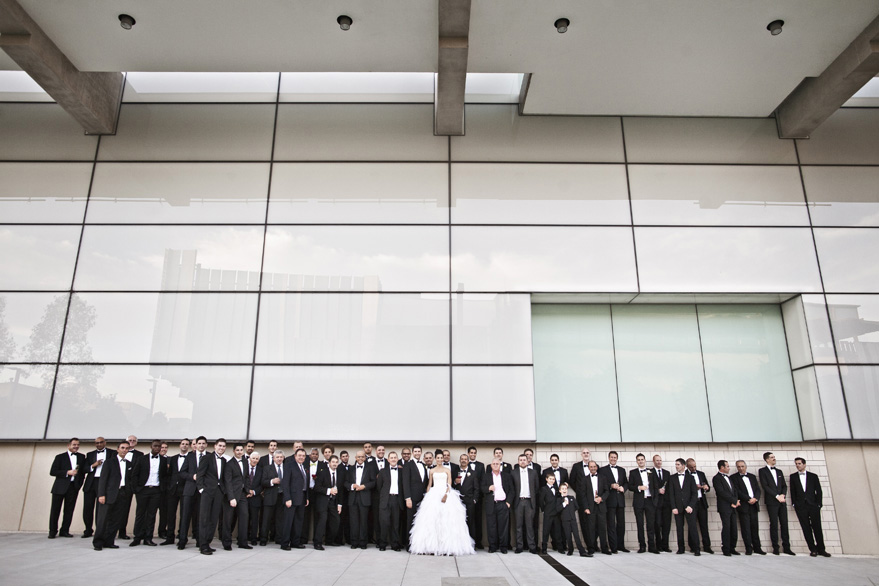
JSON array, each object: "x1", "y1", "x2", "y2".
[
  {"x1": 239, "y1": 544, "x2": 253, "y2": 550},
  {"x1": 580, "y1": 551, "x2": 592, "y2": 557},
  {"x1": 118, "y1": 534, "x2": 131, "y2": 540},
  {"x1": 662, "y1": 548, "x2": 672, "y2": 553},
  {"x1": 360, "y1": 545, "x2": 367, "y2": 550},
  {"x1": 200, "y1": 549, "x2": 212, "y2": 555},
  {"x1": 351, "y1": 545, "x2": 358, "y2": 549},
  {"x1": 783, "y1": 548, "x2": 796, "y2": 556},
  {"x1": 703, "y1": 548, "x2": 714, "y2": 554},
  {"x1": 392, "y1": 546, "x2": 401, "y2": 552},
  {"x1": 514, "y1": 548, "x2": 522, "y2": 554},
  {"x1": 638, "y1": 547, "x2": 646, "y2": 553},
  {"x1": 177, "y1": 544, "x2": 186, "y2": 550},
  {"x1": 676, "y1": 549, "x2": 685, "y2": 554},
  {"x1": 315, "y1": 544, "x2": 325, "y2": 551},
  {"x1": 755, "y1": 549, "x2": 767, "y2": 555},
  {"x1": 223, "y1": 545, "x2": 232, "y2": 551},
  {"x1": 694, "y1": 551, "x2": 701, "y2": 556},
  {"x1": 530, "y1": 549, "x2": 539, "y2": 554},
  {"x1": 745, "y1": 550, "x2": 753, "y2": 555},
  {"x1": 160, "y1": 540, "x2": 175, "y2": 546},
  {"x1": 602, "y1": 550, "x2": 613, "y2": 555},
  {"x1": 93, "y1": 546, "x2": 102, "y2": 551},
  {"x1": 488, "y1": 548, "x2": 497, "y2": 553},
  {"x1": 542, "y1": 549, "x2": 548, "y2": 555},
  {"x1": 378, "y1": 546, "x2": 386, "y2": 551},
  {"x1": 819, "y1": 551, "x2": 831, "y2": 557},
  {"x1": 295, "y1": 544, "x2": 306, "y2": 549},
  {"x1": 724, "y1": 552, "x2": 731, "y2": 557},
  {"x1": 619, "y1": 548, "x2": 630, "y2": 553},
  {"x1": 500, "y1": 548, "x2": 507, "y2": 554},
  {"x1": 259, "y1": 542, "x2": 267, "y2": 546},
  {"x1": 772, "y1": 548, "x2": 780, "y2": 555},
  {"x1": 649, "y1": 548, "x2": 660, "y2": 554},
  {"x1": 129, "y1": 540, "x2": 140, "y2": 547},
  {"x1": 282, "y1": 545, "x2": 292, "y2": 551},
  {"x1": 105, "y1": 544, "x2": 119, "y2": 549},
  {"x1": 144, "y1": 540, "x2": 157, "y2": 546},
  {"x1": 566, "y1": 550, "x2": 573, "y2": 556},
  {"x1": 48, "y1": 534, "x2": 56, "y2": 539},
  {"x1": 475, "y1": 544, "x2": 484, "y2": 550},
  {"x1": 82, "y1": 531, "x2": 93, "y2": 538},
  {"x1": 59, "y1": 532, "x2": 74, "y2": 538},
  {"x1": 810, "y1": 552, "x2": 818, "y2": 557},
  {"x1": 731, "y1": 550, "x2": 740, "y2": 555}
]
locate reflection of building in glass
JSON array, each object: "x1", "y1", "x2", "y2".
[{"x1": 829, "y1": 302, "x2": 879, "y2": 363}]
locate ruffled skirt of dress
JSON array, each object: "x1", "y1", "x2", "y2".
[{"x1": 408, "y1": 486, "x2": 476, "y2": 556}]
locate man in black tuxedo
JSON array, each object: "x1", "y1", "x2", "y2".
[
  {"x1": 303, "y1": 447, "x2": 326, "y2": 545},
  {"x1": 454, "y1": 453, "x2": 480, "y2": 546},
  {"x1": 599, "y1": 450, "x2": 628, "y2": 553},
  {"x1": 93, "y1": 440, "x2": 133, "y2": 550},
  {"x1": 712, "y1": 460, "x2": 740, "y2": 556},
  {"x1": 629, "y1": 453, "x2": 659, "y2": 554},
  {"x1": 338, "y1": 450, "x2": 352, "y2": 545},
  {"x1": 524, "y1": 448, "x2": 542, "y2": 545},
  {"x1": 732, "y1": 460, "x2": 765, "y2": 555},
  {"x1": 441, "y1": 449, "x2": 461, "y2": 478},
  {"x1": 568, "y1": 449, "x2": 593, "y2": 550},
  {"x1": 347, "y1": 450, "x2": 377, "y2": 549},
  {"x1": 157, "y1": 442, "x2": 170, "y2": 540},
  {"x1": 222, "y1": 443, "x2": 253, "y2": 551},
  {"x1": 758, "y1": 451, "x2": 795, "y2": 555},
  {"x1": 196, "y1": 438, "x2": 227, "y2": 555},
  {"x1": 313, "y1": 454, "x2": 345, "y2": 550},
  {"x1": 260, "y1": 450, "x2": 285, "y2": 546},
  {"x1": 402, "y1": 445, "x2": 428, "y2": 550},
  {"x1": 493, "y1": 447, "x2": 513, "y2": 473},
  {"x1": 130, "y1": 439, "x2": 167, "y2": 547},
  {"x1": 368, "y1": 444, "x2": 387, "y2": 544},
  {"x1": 49, "y1": 437, "x2": 86, "y2": 539},
  {"x1": 668, "y1": 458, "x2": 700, "y2": 555},
  {"x1": 177, "y1": 435, "x2": 207, "y2": 549},
  {"x1": 483, "y1": 458, "x2": 514, "y2": 553},
  {"x1": 511, "y1": 453, "x2": 539, "y2": 554},
  {"x1": 245, "y1": 452, "x2": 263, "y2": 545},
  {"x1": 281, "y1": 448, "x2": 310, "y2": 550},
  {"x1": 686, "y1": 458, "x2": 713, "y2": 554},
  {"x1": 577, "y1": 460, "x2": 609, "y2": 554},
  {"x1": 466, "y1": 446, "x2": 485, "y2": 549},
  {"x1": 375, "y1": 451, "x2": 404, "y2": 551},
  {"x1": 258, "y1": 441, "x2": 278, "y2": 468},
  {"x1": 81, "y1": 436, "x2": 107, "y2": 538},
  {"x1": 652, "y1": 454, "x2": 672, "y2": 552},
  {"x1": 160, "y1": 438, "x2": 189, "y2": 546},
  {"x1": 545, "y1": 453, "x2": 569, "y2": 487},
  {"x1": 790, "y1": 458, "x2": 830, "y2": 557},
  {"x1": 118, "y1": 434, "x2": 144, "y2": 540}
]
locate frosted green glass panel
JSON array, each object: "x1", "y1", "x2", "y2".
[
  {"x1": 612, "y1": 305, "x2": 710, "y2": 442},
  {"x1": 698, "y1": 304, "x2": 801, "y2": 441},
  {"x1": 532, "y1": 305, "x2": 620, "y2": 442}
]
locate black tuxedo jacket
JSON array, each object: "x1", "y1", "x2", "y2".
[
  {"x1": 481, "y1": 469, "x2": 514, "y2": 508},
  {"x1": 224, "y1": 457, "x2": 251, "y2": 500},
  {"x1": 129, "y1": 449, "x2": 144, "y2": 467},
  {"x1": 578, "y1": 473, "x2": 608, "y2": 513},
  {"x1": 758, "y1": 466, "x2": 788, "y2": 506},
  {"x1": 167, "y1": 453, "x2": 190, "y2": 497},
  {"x1": 511, "y1": 466, "x2": 539, "y2": 510},
  {"x1": 346, "y1": 464, "x2": 377, "y2": 507},
  {"x1": 628, "y1": 468, "x2": 658, "y2": 508},
  {"x1": 258, "y1": 453, "x2": 275, "y2": 468},
  {"x1": 598, "y1": 464, "x2": 628, "y2": 507},
  {"x1": 245, "y1": 463, "x2": 263, "y2": 498},
  {"x1": 668, "y1": 472, "x2": 699, "y2": 511},
  {"x1": 375, "y1": 466, "x2": 404, "y2": 510},
  {"x1": 50, "y1": 451, "x2": 86, "y2": 494},
  {"x1": 528, "y1": 462, "x2": 542, "y2": 480},
  {"x1": 559, "y1": 494, "x2": 579, "y2": 523},
  {"x1": 545, "y1": 466, "x2": 569, "y2": 487},
  {"x1": 313, "y1": 466, "x2": 345, "y2": 509},
  {"x1": 539, "y1": 484, "x2": 562, "y2": 515},
  {"x1": 712, "y1": 472, "x2": 738, "y2": 512},
  {"x1": 731, "y1": 472, "x2": 761, "y2": 509},
  {"x1": 689, "y1": 469, "x2": 711, "y2": 509},
  {"x1": 652, "y1": 467, "x2": 671, "y2": 506},
  {"x1": 440, "y1": 462, "x2": 461, "y2": 479},
  {"x1": 402, "y1": 460, "x2": 429, "y2": 503},
  {"x1": 789, "y1": 471, "x2": 822, "y2": 508},
  {"x1": 82, "y1": 449, "x2": 109, "y2": 493},
  {"x1": 182, "y1": 451, "x2": 207, "y2": 497},
  {"x1": 261, "y1": 462, "x2": 284, "y2": 506},
  {"x1": 282, "y1": 460, "x2": 310, "y2": 506},
  {"x1": 569, "y1": 462, "x2": 592, "y2": 496},
  {"x1": 196, "y1": 452, "x2": 226, "y2": 495},
  {"x1": 132, "y1": 453, "x2": 169, "y2": 493},
  {"x1": 306, "y1": 459, "x2": 328, "y2": 493},
  {"x1": 454, "y1": 467, "x2": 479, "y2": 505},
  {"x1": 466, "y1": 460, "x2": 485, "y2": 482},
  {"x1": 97, "y1": 456, "x2": 132, "y2": 504}
]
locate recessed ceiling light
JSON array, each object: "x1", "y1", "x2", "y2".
[
  {"x1": 337, "y1": 15, "x2": 353, "y2": 31},
  {"x1": 118, "y1": 14, "x2": 136, "y2": 30},
  {"x1": 766, "y1": 20, "x2": 784, "y2": 36},
  {"x1": 554, "y1": 18, "x2": 570, "y2": 34}
]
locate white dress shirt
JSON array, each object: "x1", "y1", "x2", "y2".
[
  {"x1": 353, "y1": 464, "x2": 364, "y2": 488},
  {"x1": 67, "y1": 451, "x2": 78, "y2": 482},
  {"x1": 799, "y1": 471, "x2": 807, "y2": 491},
  {"x1": 309, "y1": 461, "x2": 318, "y2": 488},
  {"x1": 94, "y1": 449, "x2": 106, "y2": 477},
  {"x1": 146, "y1": 455, "x2": 161, "y2": 487},
  {"x1": 389, "y1": 467, "x2": 399, "y2": 495},
  {"x1": 118, "y1": 457, "x2": 127, "y2": 487},
  {"x1": 518, "y1": 467, "x2": 531, "y2": 498},
  {"x1": 638, "y1": 468, "x2": 651, "y2": 497},
  {"x1": 741, "y1": 474, "x2": 755, "y2": 499}
]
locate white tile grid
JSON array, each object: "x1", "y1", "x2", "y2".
[{"x1": 534, "y1": 443, "x2": 840, "y2": 554}]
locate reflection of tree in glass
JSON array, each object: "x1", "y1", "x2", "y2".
[{"x1": 0, "y1": 296, "x2": 15, "y2": 362}]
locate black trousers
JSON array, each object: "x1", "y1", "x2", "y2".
[
  {"x1": 379, "y1": 496, "x2": 402, "y2": 548},
  {"x1": 542, "y1": 512, "x2": 560, "y2": 550},
  {"x1": 350, "y1": 500, "x2": 370, "y2": 547},
  {"x1": 486, "y1": 500, "x2": 511, "y2": 551},
  {"x1": 405, "y1": 498, "x2": 423, "y2": 549},
  {"x1": 198, "y1": 489, "x2": 223, "y2": 550},
  {"x1": 259, "y1": 503, "x2": 278, "y2": 544},
  {"x1": 562, "y1": 517, "x2": 585, "y2": 553},
  {"x1": 247, "y1": 496, "x2": 261, "y2": 542},
  {"x1": 158, "y1": 490, "x2": 168, "y2": 537},
  {"x1": 341, "y1": 497, "x2": 352, "y2": 544},
  {"x1": 766, "y1": 502, "x2": 791, "y2": 550},
  {"x1": 718, "y1": 507, "x2": 738, "y2": 553},
  {"x1": 580, "y1": 507, "x2": 608, "y2": 552},
  {"x1": 222, "y1": 496, "x2": 249, "y2": 547},
  {"x1": 49, "y1": 482, "x2": 79, "y2": 535},
  {"x1": 794, "y1": 504, "x2": 825, "y2": 553},
  {"x1": 674, "y1": 510, "x2": 699, "y2": 553},
  {"x1": 303, "y1": 498, "x2": 313, "y2": 543},
  {"x1": 93, "y1": 489, "x2": 131, "y2": 549},
  {"x1": 316, "y1": 498, "x2": 341, "y2": 546},
  {"x1": 82, "y1": 487, "x2": 98, "y2": 534},
  {"x1": 737, "y1": 502, "x2": 762, "y2": 552},
  {"x1": 473, "y1": 495, "x2": 484, "y2": 547},
  {"x1": 654, "y1": 501, "x2": 672, "y2": 550},
  {"x1": 133, "y1": 486, "x2": 162, "y2": 540},
  {"x1": 282, "y1": 502, "x2": 306, "y2": 547},
  {"x1": 119, "y1": 490, "x2": 134, "y2": 537},
  {"x1": 164, "y1": 491, "x2": 181, "y2": 542},
  {"x1": 606, "y1": 505, "x2": 626, "y2": 552},
  {"x1": 514, "y1": 499, "x2": 536, "y2": 550},
  {"x1": 691, "y1": 501, "x2": 711, "y2": 550},
  {"x1": 464, "y1": 500, "x2": 478, "y2": 545},
  {"x1": 634, "y1": 500, "x2": 657, "y2": 550},
  {"x1": 178, "y1": 493, "x2": 199, "y2": 546}
]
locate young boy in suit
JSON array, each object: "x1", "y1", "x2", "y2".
[
  {"x1": 539, "y1": 470, "x2": 562, "y2": 554},
  {"x1": 559, "y1": 483, "x2": 591, "y2": 557}
]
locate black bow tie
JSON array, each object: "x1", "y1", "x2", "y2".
[
  {"x1": 151, "y1": 455, "x2": 159, "y2": 459},
  {"x1": 390, "y1": 467, "x2": 397, "y2": 470},
  {"x1": 97, "y1": 450, "x2": 105, "y2": 453},
  {"x1": 591, "y1": 475, "x2": 596, "y2": 478},
  {"x1": 357, "y1": 465, "x2": 363, "y2": 469}
]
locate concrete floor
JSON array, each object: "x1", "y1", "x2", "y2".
[{"x1": 2, "y1": 533, "x2": 878, "y2": 586}]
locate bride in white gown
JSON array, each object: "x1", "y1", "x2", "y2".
[{"x1": 409, "y1": 450, "x2": 476, "y2": 556}]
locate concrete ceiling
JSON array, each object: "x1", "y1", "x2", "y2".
[{"x1": 3, "y1": 0, "x2": 879, "y2": 117}]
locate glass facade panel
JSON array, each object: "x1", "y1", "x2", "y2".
[
  {"x1": 74, "y1": 225, "x2": 265, "y2": 291},
  {"x1": 87, "y1": 163, "x2": 270, "y2": 223},
  {"x1": 531, "y1": 305, "x2": 620, "y2": 442},
  {"x1": 636, "y1": 227, "x2": 822, "y2": 293},
  {"x1": 793, "y1": 367, "x2": 825, "y2": 441},
  {"x1": 628, "y1": 165, "x2": 808, "y2": 226},
  {"x1": 782, "y1": 297, "x2": 812, "y2": 370},
  {"x1": 0, "y1": 225, "x2": 81, "y2": 290},
  {"x1": 250, "y1": 366, "x2": 450, "y2": 440},
  {"x1": 98, "y1": 104, "x2": 276, "y2": 161},
  {"x1": 452, "y1": 366, "x2": 535, "y2": 441},
  {"x1": 698, "y1": 304, "x2": 801, "y2": 442},
  {"x1": 0, "y1": 365, "x2": 52, "y2": 439},
  {"x1": 268, "y1": 163, "x2": 448, "y2": 224},
  {"x1": 256, "y1": 293, "x2": 449, "y2": 364},
  {"x1": 262, "y1": 226, "x2": 448, "y2": 292},
  {"x1": 0, "y1": 163, "x2": 91, "y2": 223},
  {"x1": 452, "y1": 106, "x2": 624, "y2": 162},
  {"x1": 0, "y1": 104, "x2": 98, "y2": 161},
  {"x1": 796, "y1": 109, "x2": 879, "y2": 165},
  {"x1": 840, "y1": 365, "x2": 879, "y2": 439},
  {"x1": 123, "y1": 72, "x2": 280, "y2": 102},
  {"x1": 452, "y1": 294, "x2": 532, "y2": 364},
  {"x1": 63, "y1": 293, "x2": 258, "y2": 364},
  {"x1": 0, "y1": 293, "x2": 68, "y2": 363},
  {"x1": 827, "y1": 295, "x2": 879, "y2": 364},
  {"x1": 273, "y1": 104, "x2": 447, "y2": 161},
  {"x1": 802, "y1": 295, "x2": 838, "y2": 363},
  {"x1": 815, "y1": 365, "x2": 851, "y2": 439},
  {"x1": 802, "y1": 166, "x2": 879, "y2": 227},
  {"x1": 46, "y1": 365, "x2": 251, "y2": 440},
  {"x1": 612, "y1": 305, "x2": 711, "y2": 442},
  {"x1": 452, "y1": 227, "x2": 637, "y2": 292},
  {"x1": 451, "y1": 163, "x2": 630, "y2": 225},
  {"x1": 814, "y1": 229, "x2": 879, "y2": 293}
]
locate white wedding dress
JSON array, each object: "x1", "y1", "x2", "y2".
[{"x1": 409, "y1": 472, "x2": 475, "y2": 556}]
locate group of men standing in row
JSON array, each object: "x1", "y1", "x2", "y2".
[{"x1": 49, "y1": 437, "x2": 831, "y2": 558}]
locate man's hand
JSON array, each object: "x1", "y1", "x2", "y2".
[
  {"x1": 98, "y1": 496, "x2": 106, "y2": 505},
  {"x1": 67, "y1": 470, "x2": 77, "y2": 477},
  {"x1": 230, "y1": 499, "x2": 237, "y2": 508},
  {"x1": 594, "y1": 496, "x2": 602, "y2": 504},
  {"x1": 685, "y1": 506, "x2": 693, "y2": 514},
  {"x1": 272, "y1": 477, "x2": 280, "y2": 485},
  {"x1": 748, "y1": 497, "x2": 757, "y2": 505},
  {"x1": 584, "y1": 509, "x2": 591, "y2": 515},
  {"x1": 489, "y1": 485, "x2": 495, "y2": 492},
  {"x1": 337, "y1": 504, "x2": 343, "y2": 514},
  {"x1": 506, "y1": 502, "x2": 510, "y2": 508},
  {"x1": 776, "y1": 494, "x2": 785, "y2": 502},
  {"x1": 92, "y1": 461, "x2": 101, "y2": 469},
  {"x1": 639, "y1": 485, "x2": 647, "y2": 492},
  {"x1": 406, "y1": 498, "x2": 412, "y2": 509},
  {"x1": 193, "y1": 474, "x2": 197, "y2": 481},
  {"x1": 285, "y1": 500, "x2": 292, "y2": 508},
  {"x1": 672, "y1": 508, "x2": 679, "y2": 515}
]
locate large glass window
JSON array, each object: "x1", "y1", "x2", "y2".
[
  {"x1": 451, "y1": 366, "x2": 535, "y2": 441},
  {"x1": 840, "y1": 366, "x2": 879, "y2": 439},
  {"x1": 0, "y1": 365, "x2": 53, "y2": 439},
  {"x1": 0, "y1": 225, "x2": 82, "y2": 291},
  {"x1": 0, "y1": 293, "x2": 68, "y2": 363},
  {"x1": 0, "y1": 163, "x2": 91, "y2": 223},
  {"x1": 802, "y1": 166, "x2": 879, "y2": 227},
  {"x1": 814, "y1": 228, "x2": 879, "y2": 293},
  {"x1": 452, "y1": 294, "x2": 532, "y2": 364},
  {"x1": 827, "y1": 295, "x2": 879, "y2": 364}
]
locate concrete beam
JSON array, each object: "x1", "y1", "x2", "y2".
[
  {"x1": 435, "y1": 0, "x2": 471, "y2": 136},
  {"x1": 0, "y1": 0, "x2": 123, "y2": 134},
  {"x1": 517, "y1": 73, "x2": 532, "y2": 116},
  {"x1": 776, "y1": 14, "x2": 879, "y2": 139}
]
